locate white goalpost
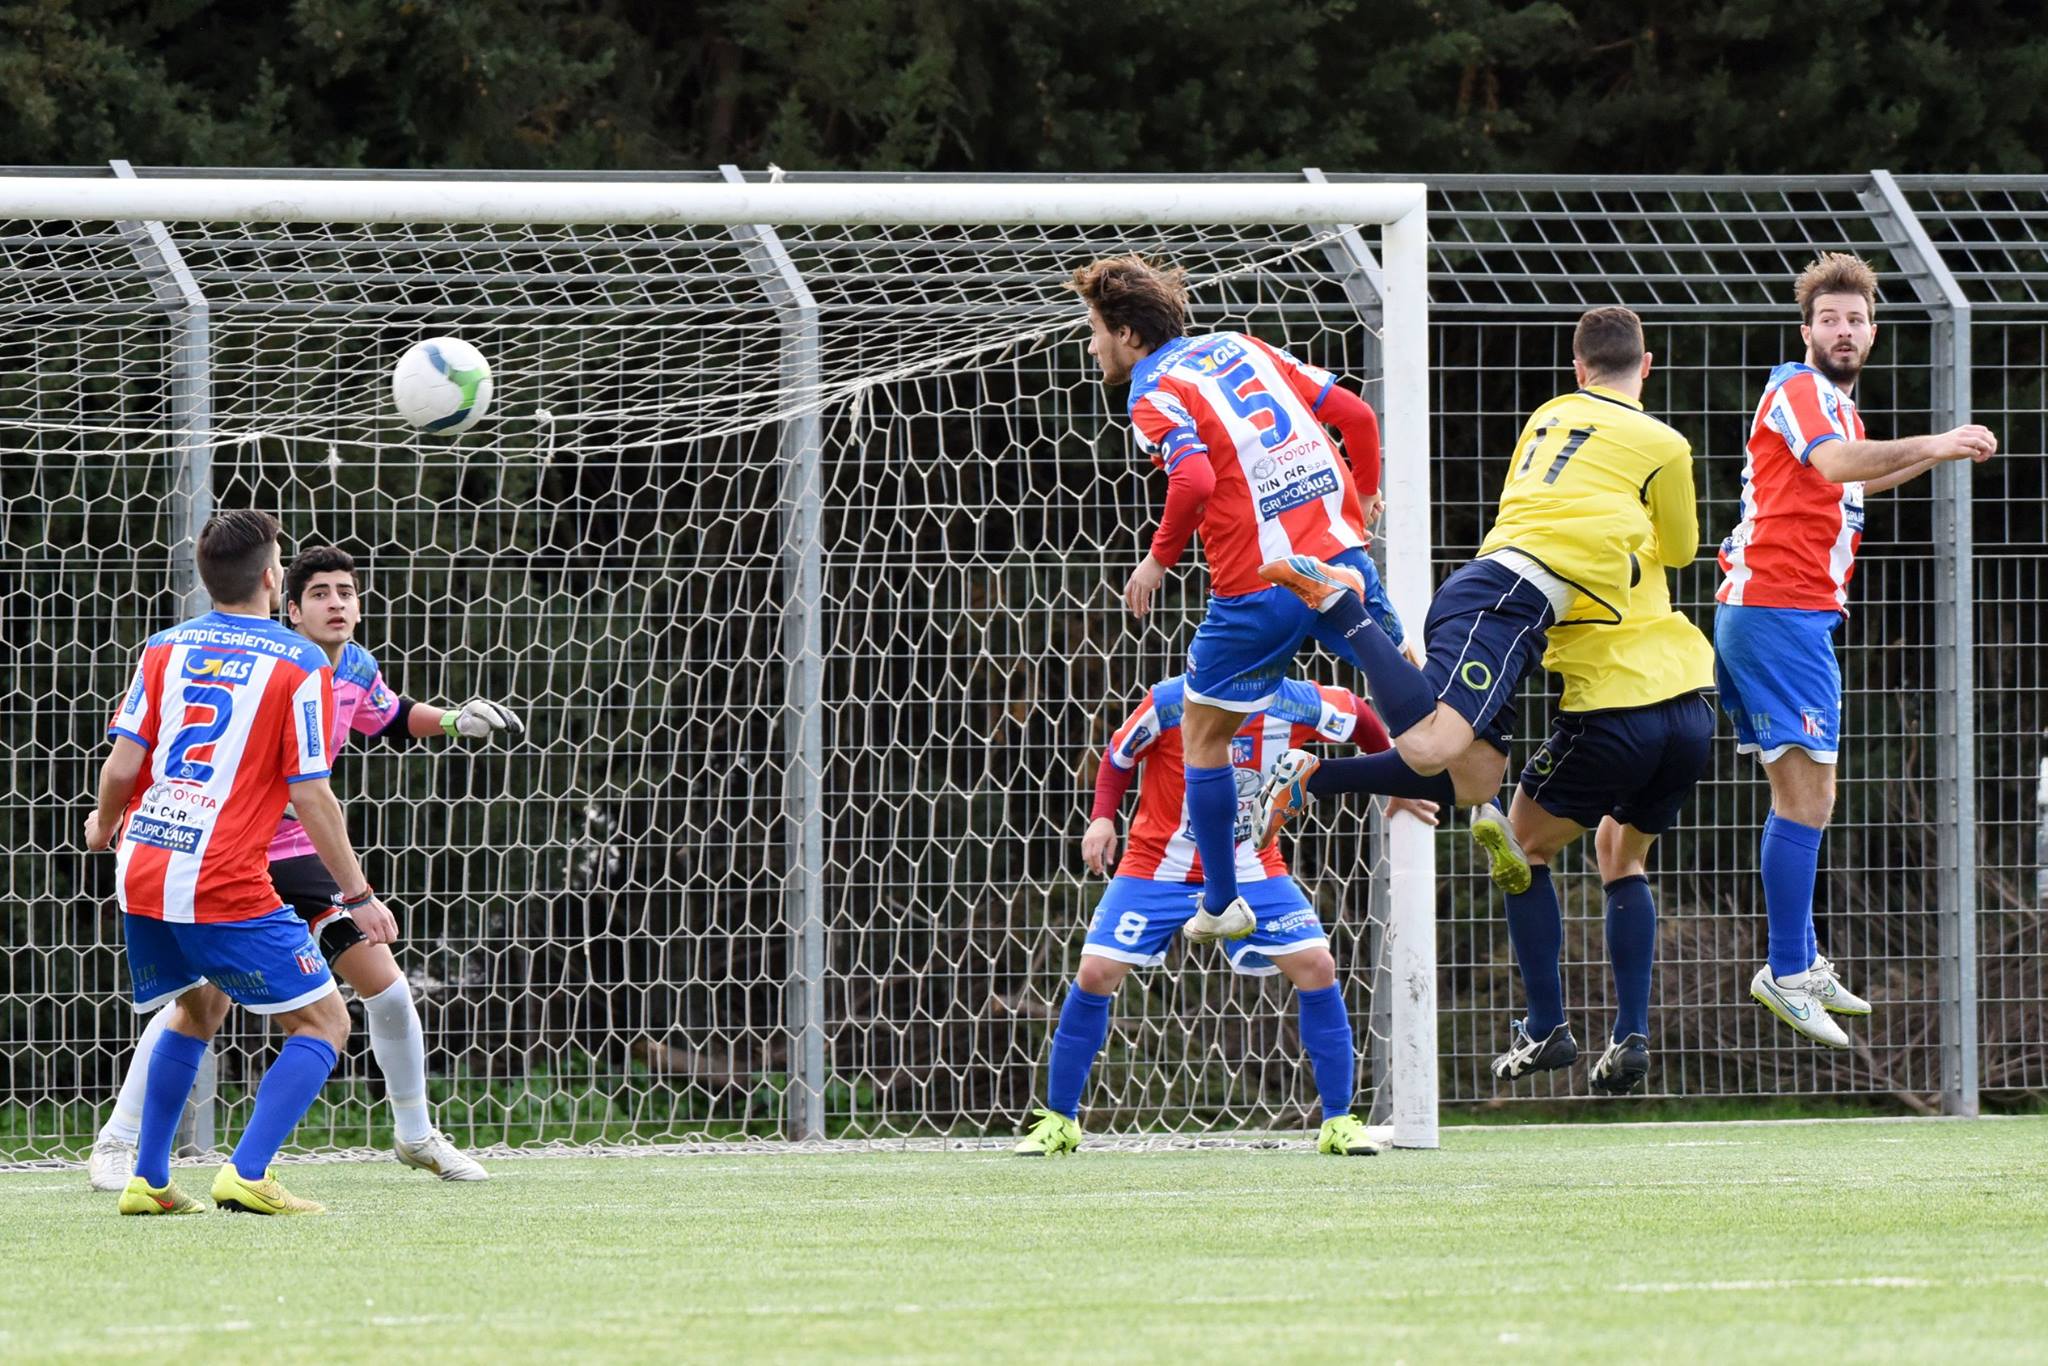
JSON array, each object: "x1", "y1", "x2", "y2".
[{"x1": 0, "y1": 173, "x2": 1436, "y2": 1153}]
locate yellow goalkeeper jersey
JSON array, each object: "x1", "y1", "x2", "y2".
[
  {"x1": 1476, "y1": 385, "x2": 1699, "y2": 626},
  {"x1": 1543, "y1": 527, "x2": 1716, "y2": 712}
]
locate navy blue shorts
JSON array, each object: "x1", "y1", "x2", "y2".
[
  {"x1": 1518, "y1": 691, "x2": 1716, "y2": 834},
  {"x1": 1185, "y1": 547, "x2": 1404, "y2": 711},
  {"x1": 1419, "y1": 559, "x2": 1557, "y2": 752}
]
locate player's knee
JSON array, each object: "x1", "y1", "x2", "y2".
[
  {"x1": 297, "y1": 988, "x2": 352, "y2": 1051},
  {"x1": 1393, "y1": 729, "x2": 1452, "y2": 776},
  {"x1": 1074, "y1": 958, "x2": 1127, "y2": 997},
  {"x1": 1450, "y1": 746, "x2": 1510, "y2": 808},
  {"x1": 171, "y1": 984, "x2": 231, "y2": 1039},
  {"x1": 1281, "y1": 948, "x2": 1337, "y2": 991}
]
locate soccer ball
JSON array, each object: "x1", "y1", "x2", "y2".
[{"x1": 391, "y1": 337, "x2": 494, "y2": 434}]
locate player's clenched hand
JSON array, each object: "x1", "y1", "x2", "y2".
[
  {"x1": 1936, "y1": 424, "x2": 1998, "y2": 463},
  {"x1": 1359, "y1": 492, "x2": 1384, "y2": 543},
  {"x1": 444, "y1": 697, "x2": 525, "y2": 741},
  {"x1": 1082, "y1": 817, "x2": 1119, "y2": 876},
  {"x1": 1123, "y1": 556, "x2": 1166, "y2": 618},
  {"x1": 1387, "y1": 797, "x2": 1441, "y2": 827},
  {"x1": 83, "y1": 811, "x2": 114, "y2": 851},
  {"x1": 351, "y1": 895, "x2": 399, "y2": 945}
]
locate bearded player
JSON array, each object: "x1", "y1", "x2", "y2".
[
  {"x1": 89, "y1": 545, "x2": 521, "y2": 1189},
  {"x1": 1012, "y1": 674, "x2": 1436, "y2": 1157},
  {"x1": 1717, "y1": 254, "x2": 1996, "y2": 1046},
  {"x1": 1072, "y1": 254, "x2": 1408, "y2": 950}
]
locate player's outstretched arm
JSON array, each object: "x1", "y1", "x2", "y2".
[
  {"x1": 403, "y1": 696, "x2": 524, "y2": 741},
  {"x1": 1810, "y1": 424, "x2": 1997, "y2": 486},
  {"x1": 289, "y1": 777, "x2": 397, "y2": 944},
  {"x1": 82, "y1": 736, "x2": 148, "y2": 850}
]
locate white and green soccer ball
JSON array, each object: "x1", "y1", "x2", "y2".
[{"x1": 391, "y1": 337, "x2": 494, "y2": 434}]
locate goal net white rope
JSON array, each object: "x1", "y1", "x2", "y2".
[{"x1": 0, "y1": 172, "x2": 1434, "y2": 1158}]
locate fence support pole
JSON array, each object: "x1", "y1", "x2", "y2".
[
  {"x1": 1304, "y1": 168, "x2": 1397, "y2": 1127},
  {"x1": 722, "y1": 167, "x2": 828, "y2": 1141},
  {"x1": 1863, "y1": 169, "x2": 1978, "y2": 1116},
  {"x1": 110, "y1": 159, "x2": 217, "y2": 1150}
]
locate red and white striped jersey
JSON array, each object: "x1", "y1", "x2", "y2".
[
  {"x1": 1717, "y1": 362, "x2": 1868, "y2": 612},
  {"x1": 107, "y1": 611, "x2": 335, "y2": 924},
  {"x1": 1127, "y1": 332, "x2": 1371, "y2": 597},
  {"x1": 1105, "y1": 676, "x2": 1388, "y2": 883}
]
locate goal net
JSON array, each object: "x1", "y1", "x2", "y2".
[{"x1": 0, "y1": 171, "x2": 1433, "y2": 1158}]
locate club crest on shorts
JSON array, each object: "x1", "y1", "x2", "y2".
[
  {"x1": 1801, "y1": 707, "x2": 1827, "y2": 738},
  {"x1": 295, "y1": 948, "x2": 324, "y2": 976}
]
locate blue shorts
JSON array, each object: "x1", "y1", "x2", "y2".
[
  {"x1": 1519, "y1": 691, "x2": 1717, "y2": 835},
  {"x1": 123, "y1": 907, "x2": 337, "y2": 1015},
  {"x1": 1083, "y1": 875, "x2": 1327, "y2": 977},
  {"x1": 1713, "y1": 604, "x2": 1843, "y2": 763},
  {"x1": 1419, "y1": 559, "x2": 1557, "y2": 753},
  {"x1": 1185, "y1": 548, "x2": 1402, "y2": 711}
]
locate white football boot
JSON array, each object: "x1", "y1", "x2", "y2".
[
  {"x1": 1750, "y1": 966, "x2": 1850, "y2": 1048},
  {"x1": 1809, "y1": 956, "x2": 1872, "y2": 1016},
  {"x1": 394, "y1": 1130, "x2": 490, "y2": 1181},
  {"x1": 1184, "y1": 896, "x2": 1257, "y2": 945},
  {"x1": 87, "y1": 1132, "x2": 137, "y2": 1193}
]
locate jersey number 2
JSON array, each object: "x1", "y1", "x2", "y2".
[{"x1": 162, "y1": 682, "x2": 232, "y2": 783}]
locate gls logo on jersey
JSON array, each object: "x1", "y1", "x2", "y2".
[{"x1": 182, "y1": 649, "x2": 256, "y2": 684}]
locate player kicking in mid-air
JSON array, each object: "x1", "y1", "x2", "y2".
[
  {"x1": 1071, "y1": 253, "x2": 1410, "y2": 949},
  {"x1": 1255, "y1": 306, "x2": 1701, "y2": 892},
  {"x1": 1716, "y1": 254, "x2": 1996, "y2": 1047},
  {"x1": 88, "y1": 545, "x2": 520, "y2": 1190},
  {"x1": 84, "y1": 510, "x2": 398, "y2": 1215},
  {"x1": 1012, "y1": 675, "x2": 1437, "y2": 1157}
]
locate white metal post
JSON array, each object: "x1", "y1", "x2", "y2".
[{"x1": 1380, "y1": 202, "x2": 1439, "y2": 1149}]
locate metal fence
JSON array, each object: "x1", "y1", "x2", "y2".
[{"x1": 1, "y1": 168, "x2": 2041, "y2": 1161}]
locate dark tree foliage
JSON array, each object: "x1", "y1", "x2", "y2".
[{"x1": 4, "y1": 0, "x2": 2045, "y2": 173}]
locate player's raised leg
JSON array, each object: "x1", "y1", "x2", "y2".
[{"x1": 1589, "y1": 818, "x2": 1659, "y2": 1096}]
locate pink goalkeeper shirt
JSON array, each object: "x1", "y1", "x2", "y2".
[{"x1": 266, "y1": 640, "x2": 403, "y2": 861}]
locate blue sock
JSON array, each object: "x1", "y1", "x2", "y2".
[
  {"x1": 1184, "y1": 762, "x2": 1243, "y2": 912},
  {"x1": 134, "y1": 1026, "x2": 208, "y2": 1188},
  {"x1": 1504, "y1": 865, "x2": 1565, "y2": 1036},
  {"x1": 1045, "y1": 985, "x2": 1114, "y2": 1120},
  {"x1": 230, "y1": 1035, "x2": 339, "y2": 1181},
  {"x1": 1308, "y1": 751, "x2": 1458, "y2": 806},
  {"x1": 1760, "y1": 813, "x2": 1825, "y2": 979},
  {"x1": 1603, "y1": 875, "x2": 1656, "y2": 1042},
  {"x1": 1296, "y1": 985, "x2": 1356, "y2": 1120},
  {"x1": 1317, "y1": 592, "x2": 1437, "y2": 734}
]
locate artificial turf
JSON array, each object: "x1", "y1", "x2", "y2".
[{"x1": 5, "y1": 1117, "x2": 2046, "y2": 1363}]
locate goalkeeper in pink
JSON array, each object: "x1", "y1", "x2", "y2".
[{"x1": 88, "y1": 545, "x2": 521, "y2": 1189}]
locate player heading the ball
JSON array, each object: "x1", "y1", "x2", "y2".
[
  {"x1": 1072, "y1": 253, "x2": 1406, "y2": 950},
  {"x1": 85, "y1": 510, "x2": 395, "y2": 1216}
]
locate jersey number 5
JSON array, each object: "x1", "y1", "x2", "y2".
[
  {"x1": 1517, "y1": 424, "x2": 1596, "y2": 485},
  {"x1": 162, "y1": 682, "x2": 233, "y2": 783},
  {"x1": 1217, "y1": 362, "x2": 1295, "y2": 449}
]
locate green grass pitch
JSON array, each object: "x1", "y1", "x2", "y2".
[{"x1": 5, "y1": 1118, "x2": 2047, "y2": 1363}]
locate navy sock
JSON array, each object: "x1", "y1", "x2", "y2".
[
  {"x1": 1184, "y1": 762, "x2": 1243, "y2": 912},
  {"x1": 231, "y1": 1035, "x2": 339, "y2": 1181},
  {"x1": 1296, "y1": 984, "x2": 1356, "y2": 1120},
  {"x1": 1760, "y1": 812, "x2": 1825, "y2": 979},
  {"x1": 1317, "y1": 591, "x2": 1437, "y2": 734},
  {"x1": 1504, "y1": 865, "x2": 1565, "y2": 1037},
  {"x1": 134, "y1": 1026, "x2": 208, "y2": 1188},
  {"x1": 1308, "y1": 751, "x2": 1458, "y2": 806},
  {"x1": 1045, "y1": 985, "x2": 1114, "y2": 1120},
  {"x1": 1603, "y1": 875, "x2": 1656, "y2": 1042}
]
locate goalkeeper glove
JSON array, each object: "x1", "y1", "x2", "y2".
[{"x1": 441, "y1": 698, "x2": 524, "y2": 742}]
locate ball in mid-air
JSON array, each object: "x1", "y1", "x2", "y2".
[{"x1": 391, "y1": 337, "x2": 494, "y2": 433}]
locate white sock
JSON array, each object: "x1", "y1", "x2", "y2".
[
  {"x1": 100, "y1": 1008, "x2": 175, "y2": 1144},
  {"x1": 362, "y1": 977, "x2": 433, "y2": 1144}
]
